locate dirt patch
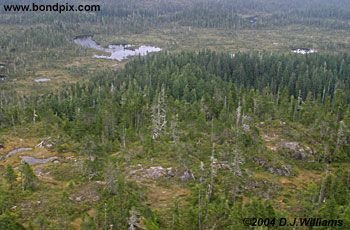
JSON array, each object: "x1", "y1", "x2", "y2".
[
  {"x1": 70, "y1": 217, "x2": 82, "y2": 230},
  {"x1": 279, "y1": 169, "x2": 321, "y2": 190},
  {"x1": 261, "y1": 132, "x2": 280, "y2": 151},
  {"x1": 146, "y1": 184, "x2": 190, "y2": 211},
  {"x1": 69, "y1": 182, "x2": 102, "y2": 203}
]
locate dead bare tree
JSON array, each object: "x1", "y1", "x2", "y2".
[
  {"x1": 208, "y1": 144, "x2": 216, "y2": 200},
  {"x1": 128, "y1": 209, "x2": 139, "y2": 230},
  {"x1": 122, "y1": 125, "x2": 126, "y2": 148},
  {"x1": 236, "y1": 101, "x2": 242, "y2": 127},
  {"x1": 171, "y1": 113, "x2": 179, "y2": 143},
  {"x1": 318, "y1": 164, "x2": 329, "y2": 204},
  {"x1": 152, "y1": 86, "x2": 167, "y2": 140},
  {"x1": 197, "y1": 160, "x2": 206, "y2": 230},
  {"x1": 336, "y1": 121, "x2": 348, "y2": 152},
  {"x1": 231, "y1": 149, "x2": 244, "y2": 177},
  {"x1": 33, "y1": 108, "x2": 38, "y2": 123}
]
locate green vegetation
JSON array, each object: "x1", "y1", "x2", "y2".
[
  {"x1": 0, "y1": 0, "x2": 350, "y2": 229},
  {"x1": 1, "y1": 51, "x2": 349, "y2": 228},
  {"x1": 2, "y1": 0, "x2": 350, "y2": 95}
]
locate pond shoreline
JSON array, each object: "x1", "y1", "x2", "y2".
[{"x1": 74, "y1": 35, "x2": 162, "y2": 61}]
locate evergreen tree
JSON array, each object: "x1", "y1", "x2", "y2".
[
  {"x1": 4, "y1": 165, "x2": 16, "y2": 189},
  {"x1": 80, "y1": 215, "x2": 96, "y2": 230},
  {"x1": 19, "y1": 162, "x2": 38, "y2": 191}
]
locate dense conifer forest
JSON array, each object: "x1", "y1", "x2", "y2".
[{"x1": 0, "y1": 0, "x2": 349, "y2": 229}]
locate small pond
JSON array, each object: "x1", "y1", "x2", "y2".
[
  {"x1": 292, "y1": 48, "x2": 316, "y2": 54},
  {"x1": 34, "y1": 78, "x2": 51, "y2": 83},
  {"x1": 20, "y1": 156, "x2": 58, "y2": 165},
  {"x1": 74, "y1": 36, "x2": 161, "y2": 61}
]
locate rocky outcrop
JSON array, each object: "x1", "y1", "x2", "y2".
[
  {"x1": 279, "y1": 141, "x2": 310, "y2": 160},
  {"x1": 254, "y1": 157, "x2": 291, "y2": 176},
  {"x1": 254, "y1": 157, "x2": 268, "y2": 167},
  {"x1": 128, "y1": 165, "x2": 197, "y2": 182},
  {"x1": 267, "y1": 165, "x2": 291, "y2": 176},
  {"x1": 129, "y1": 166, "x2": 176, "y2": 180},
  {"x1": 180, "y1": 169, "x2": 195, "y2": 182},
  {"x1": 145, "y1": 166, "x2": 175, "y2": 179}
]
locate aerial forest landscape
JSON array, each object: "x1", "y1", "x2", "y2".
[{"x1": 0, "y1": 0, "x2": 349, "y2": 229}]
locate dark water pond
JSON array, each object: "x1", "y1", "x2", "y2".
[{"x1": 74, "y1": 36, "x2": 161, "y2": 61}]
